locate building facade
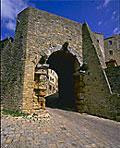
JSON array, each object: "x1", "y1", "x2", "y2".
[
  {"x1": 104, "y1": 35, "x2": 120, "y2": 67},
  {"x1": 47, "y1": 69, "x2": 58, "y2": 96}
]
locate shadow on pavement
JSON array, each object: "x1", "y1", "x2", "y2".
[{"x1": 45, "y1": 93, "x2": 76, "y2": 112}]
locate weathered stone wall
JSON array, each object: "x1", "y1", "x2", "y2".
[
  {"x1": 27, "y1": 7, "x2": 82, "y2": 56},
  {"x1": 105, "y1": 66, "x2": 120, "y2": 94},
  {"x1": 1, "y1": 41, "x2": 13, "y2": 101},
  {"x1": 0, "y1": 37, "x2": 13, "y2": 49},
  {"x1": 1, "y1": 9, "x2": 29, "y2": 111},
  {"x1": 20, "y1": 7, "x2": 83, "y2": 113},
  {"x1": 94, "y1": 32, "x2": 106, "y2": 68},
  {"x1": 104, "y1": 35, "x2": 120, "y2": 65},
  {"x1": 94, "y1": 33, "x2": 104, "y2": 52},
  {"x1": 107, "y1": 93, "x2": 120, "y2": 121},
  {"x1": 82, "y1": 23, "x2": 112, "y2": 118}
]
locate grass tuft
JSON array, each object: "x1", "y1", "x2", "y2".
[{"x1": 2, "y1": 109, "x2": 28, "y2": 117}]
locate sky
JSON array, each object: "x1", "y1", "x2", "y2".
[{"x1": 1, "y1": 0, "x2": 120, "y2": 40}]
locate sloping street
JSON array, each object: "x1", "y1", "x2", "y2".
[{"x1": 1, "y1": 108, "x2": 120, "y2": 148}]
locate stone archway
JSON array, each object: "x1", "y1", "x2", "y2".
[
  {"x1": 32, "y1": 42, "x2": 85, "y2": 113},
  {"x1": 46, "y1": 42, "x2": 81, "y2": 110}
]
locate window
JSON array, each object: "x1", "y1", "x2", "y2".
[
  {"x1": 109, "y1": 50, "x2": 113, "y2": 55},
  {"x1": 50, "y1": 77, "x2": 54, "y2": 82},
  {"x1": 52, "y1": 78, "x2": 54, "y2": 82},
  {"x1": 97, "y1": 39, "x2": 99, "y2": 43},
  {"x1": 106, "y1": 59, "x2": 117, "y2": 67},
  {"x1": 108, "y1": 40, "x2": 112, "y2": 45},
  {"x1": 49, "y1": 85, "x2": 52, "y2": 90}
]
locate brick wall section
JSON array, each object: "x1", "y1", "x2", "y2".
[
  {"x1": 1, "y1": 9, "x2": 29, "y2": 111},
  {"x1": 82, "y1": 23, "x2": 111, "y2": 118}
]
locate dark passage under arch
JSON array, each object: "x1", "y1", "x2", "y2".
[{"x1": 46, "y1": 47, "x2": 80, "y2": 111}]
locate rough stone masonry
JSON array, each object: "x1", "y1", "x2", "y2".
[{"x1": 1, "y1": 7, "x2": 120, "y2": 121}]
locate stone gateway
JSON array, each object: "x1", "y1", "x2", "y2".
[{"x1": 1, "y1": 7, "x2": 120, "y2": 120}]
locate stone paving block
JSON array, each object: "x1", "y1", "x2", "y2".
[{"x1": 1, "y1": 108, "x2": 120, "y2": 148}]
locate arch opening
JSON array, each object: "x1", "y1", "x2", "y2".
[{"x1": 46, "y1": 47, "x2": 80, "y2": 111}]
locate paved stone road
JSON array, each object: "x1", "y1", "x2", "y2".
[{"x1": 1, "y1": 108, "x2": 120, "y2": 148}]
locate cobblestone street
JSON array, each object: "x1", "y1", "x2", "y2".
[{"x1": 1, "y1": 108, "x2": 120, "y2": 148}]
